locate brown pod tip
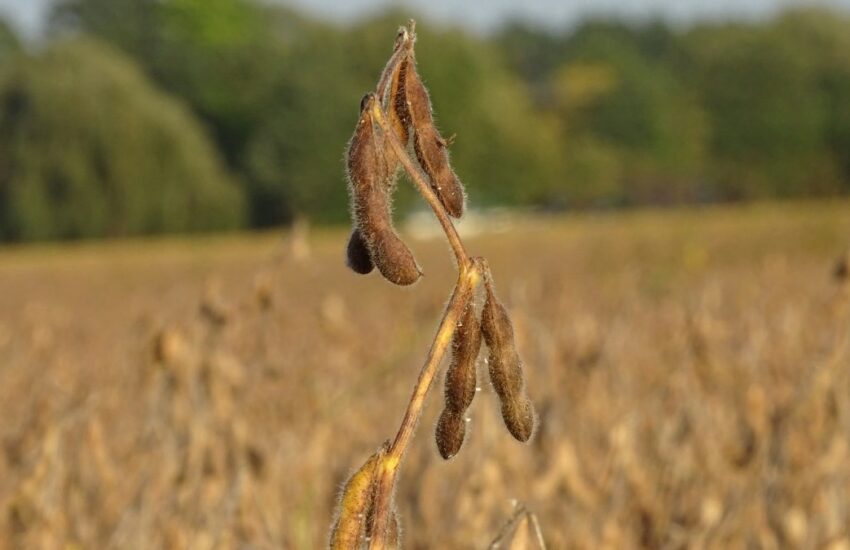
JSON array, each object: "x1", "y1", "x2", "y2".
[
  {"x1": 370, "y1": 231, "x2": 423, "y2": 285},
  {"x1": 502, "y1": 397, "x2": 536, "y2": 442},
  {"x1": 346, "y1": 228, "x2": 374, "y2": 275},
  {"x1": 435, "y1": 408, "x2": 466, "y2": 460}
]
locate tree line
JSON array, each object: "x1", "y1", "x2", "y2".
[{"x1": 0, "y1": 1, "x2": 848, "y2": 241}]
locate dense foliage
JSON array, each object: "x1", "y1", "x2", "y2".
[
  {"x1": 0, "y1": 38, "x2": 243, "y2": 240},
  {"x1": 0, "y1": 3, "x2": 847, "y2": 240}
]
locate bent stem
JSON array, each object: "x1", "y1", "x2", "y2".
[{"x1": 369, "y1": 266, "x2": 480, "y2": 550}]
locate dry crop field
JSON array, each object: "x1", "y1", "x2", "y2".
[{"x1": 1, "y1": 201, "x2": 849, "y2": 549}]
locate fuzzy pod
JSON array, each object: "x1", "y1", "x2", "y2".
[
  {"x1": 412, "y1": 126, "x2": 465, "y2": 218},
  {"x1": 435, "y1": 408, "x2": 467, "y2": 460},
  {"x1": 395, "y1": 55, "x2": 466, "y2": 218},
  {"x1": 347, "y1": 93, "x2": 422, "y2": 286},
  {"x1": 375, "y1": 29, "x2": 411, "y2": 176},
  {"x1": 329, "y1": 450, "x2": 381, "y2": 549},
  {"x1": 481, "y1": 285, "x2": 536, "y2": 442},
  {"x1": 445, "y1": 301, "x2": 482, "y2": 412},
  {"x1": 346, "y1": 227, "x2": 375, "y2": 275},
  {"x1": 499, "y1": 393, "x2": 535, "y2": 442},
  {"x1": 434, "y1": 301, "x2": 482, "y2": 459}
]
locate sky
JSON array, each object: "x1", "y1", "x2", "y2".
[{"x1": 1, "y1": 0, "x2": 849, "y2": 37}]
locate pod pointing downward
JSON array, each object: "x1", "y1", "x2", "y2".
[{"x1": 346, "y1": 93, "x2": 422, "y2": 286}]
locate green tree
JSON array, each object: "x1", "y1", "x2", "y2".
[
  {"x1": 51, "y1": 0, "x2": 283, "y2": 166},
  {"x1": 773, "y1": 8, "x2": 850, "y2": 190},
  {"x1": 0, "y1": 17, "x2": 19, "y2": 66},
  {"x1": 0, "y1": 38, "x2": 244, "y2": 241},
  {"x1": 247, "y1": 14, "x2": 566, "y2": 223},
  {"x1": 546, "y1": 20, "x2": 707, "y2": 205},
  {"x1": 682, "y1": 19, "x2": 836, "y2": 198}
]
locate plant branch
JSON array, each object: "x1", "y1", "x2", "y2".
[
  {"x1": 369, "y1": 265, "x2": 480, "y2": 550},
  {"x1": 353, "y1": 23, "x2": 483, "y2": 549}
]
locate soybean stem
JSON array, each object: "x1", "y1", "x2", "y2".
[{"x1": 368, "y1": 266, "x2": 480, "y2": 550}]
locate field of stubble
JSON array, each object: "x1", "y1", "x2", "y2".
[{"x1": 1, "y1": 201, "x2": 850, "y2": 549}]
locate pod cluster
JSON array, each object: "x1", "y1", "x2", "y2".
[
  {"x1": 346, "y1": 94, "x2": 422, "y2": 286},
  {"x1": 345, "y1": 24, "x2": 467, "y2": 285},
  {"x1": 435, "y1": 280, "x2": 536, "y2": 459}
]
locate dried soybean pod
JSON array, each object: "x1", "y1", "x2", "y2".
[
  {"x1": 481, "y1": 284, "x2": 535, "y2": 442},
  {"x1": 346, "y1": 228, "x2": 374, "y2": 275},
  {"x1": 329, "y1": 450, "x2": 381, "y2": 549},
  {"x1": 435, "y1": 409, "x2": 465, "y2": 460},
  {"x1": 413, "y1": 126, "x2": 465, "y2": 218},
  {"x1": 385, "y1": 51, "x2": 410, "y2": 149},
  {"x1": 435, "y1": 301, "x2": 482, "y2": 459},
  {"x1": 396, "y1": 54, "x2": 466, "y2": 218},
  {"x1": 347, "y1": 93, "x2": 422, "y2": 286},
  {"x1": 446, "y1": 302, "x2": 482, "y2": 412}
]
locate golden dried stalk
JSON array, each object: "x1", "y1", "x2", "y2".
[{"x1": 368, "y1": 266, "x2": 480, "y2": 550}]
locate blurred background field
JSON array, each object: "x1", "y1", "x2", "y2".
[
  {"x1": 1, "y1": 201, "x2": 850, "y2": 548},
  {"x1": 2, "y1": 0, "x2": 850, "y2": 548}
]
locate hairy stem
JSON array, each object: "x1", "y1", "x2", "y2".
[{"x1": 369, "y1": 266, "x2": 480, "y2": 550}]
